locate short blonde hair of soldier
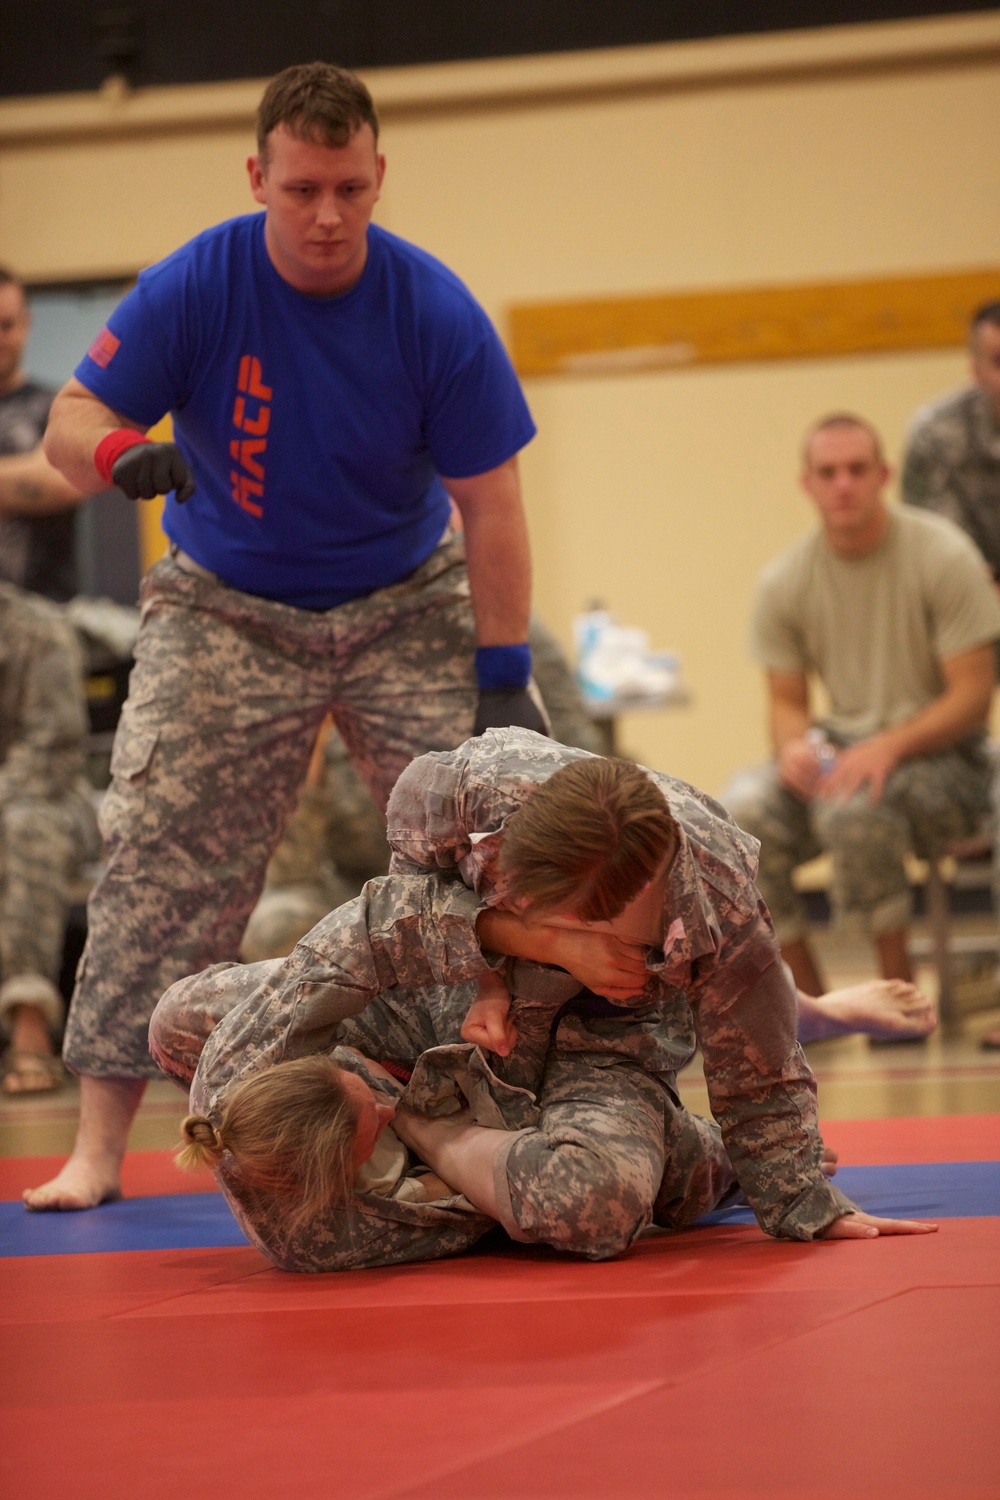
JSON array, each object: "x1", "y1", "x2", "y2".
[
  {"x1": 176, "y1": 1055, "x2": 358, "y2": 1237},
  {"x1": 499, "y1": 758, "x2": 679, "y2": 921},
  {"x1": 801, "y1": 411, "x2": 885, "y2": 467},
  {"x1": 257, "y1": 61, "x2": 379, "y2": 159}
]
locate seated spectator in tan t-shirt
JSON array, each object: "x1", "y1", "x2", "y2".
[{"x1": 724, "y1": 412, "x2": 1000, "y2": 1006}]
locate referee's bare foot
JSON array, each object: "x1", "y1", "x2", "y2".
[
  {"x1": 814, "y1": 979, "x2": 935, "y2": 1041},
  {"x1": 22, "y1": 1152, "x2": 123, "y2": 1211}
]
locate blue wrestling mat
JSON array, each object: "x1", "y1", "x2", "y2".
[
  {"x1": 0, "y1": 1192, "x2": 250, "y2": 1256},
  {"x1": 1, "y1": 1161, "x2": 998, "y2": 1256},
  {"x1": 699, "y1": 1160, "x2": 1000, "y2": 1227}
]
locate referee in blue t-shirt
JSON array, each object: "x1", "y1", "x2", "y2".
[{"x1": 31, "y1": 61, "x2": 545, "y2": 1213}]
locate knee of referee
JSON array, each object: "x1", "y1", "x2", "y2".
[{"x1": 503, "y1": 1128, "x2": 655, "y2": 1260}]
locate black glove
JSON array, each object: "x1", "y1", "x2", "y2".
[
  {"x1": 112, "y1": 442, "x2": 196, "y2": 503},
  {"x1": 474, "y1": 687, "x2": 549, "y2": 737}
]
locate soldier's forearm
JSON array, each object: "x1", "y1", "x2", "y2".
[
  {"x1": 447, "y1": 458, "x2": 532, "y2": 647},
  {"x1": 475, "y1": 908, "x2": 561, "y2": 965},
  {"x1": 44, "y1": 378, "x2": 145, "y2": 493},
  {"x1": 874, "y1": 675, "x2": 993, "y2": 762},
  {"x1": 0, "y1": 447, "x2": 85, "y2": 515},
  {"x1": 393, "y1": 1107, "x2": 505, "y2": 1219}
]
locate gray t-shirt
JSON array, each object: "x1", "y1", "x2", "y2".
[{"x1": 750, "y1": 506, "x2": 1000, "y2": 740}]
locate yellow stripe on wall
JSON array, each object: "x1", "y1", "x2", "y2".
[{"x1": 510, "y1": 267, "x2": 1000, "y2": 378}]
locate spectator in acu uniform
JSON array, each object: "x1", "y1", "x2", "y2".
[
  {"x1": 0, "y1": 267, "x2": 85, "y2": 602},
  {"x1": 903, "y1": 301, "x2": 1000, "y2": 589},
  {"x1": 0, "y1": 583, "x2": 99, "y2": 1093},
  {"x1": 902, "y1": 301, "x2": 1000, "y2": 1047}
]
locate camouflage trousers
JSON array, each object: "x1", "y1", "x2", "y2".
[
  {"x1": 241, "y1": 618, "x2": 601, "y2": 964},
  {"x1": 724, "y1": 744, "x2": 993, "y2": 941},
  {"x1": 493, "y1": 1052, "x2": 736, "y2": 1259},
  {"x1": 0, "y1": 788, "x2": 98, "y2": 1033},
  {"x1": 63, "y1": 537, "x2": 480, "y2": 1077}
]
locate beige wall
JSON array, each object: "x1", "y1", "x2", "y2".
[{"x1": 3, "y1": 14, "x2": 998, "y2": 792}]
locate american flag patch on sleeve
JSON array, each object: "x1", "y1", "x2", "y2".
[{"x1": 88, "y1": 327, "x2": 121, "y2": 369}]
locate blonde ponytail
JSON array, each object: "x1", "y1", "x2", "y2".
[
  {"x1": 174, "y1": 1057, "x2": 359, "y2": 1237},
  {"x1": 175, "y1": 1114, "x2": 224, "y2": 1171}
]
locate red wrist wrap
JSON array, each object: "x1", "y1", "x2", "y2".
[{"x1": 94, "y1": 429, "x2": 151, "y2": 485}]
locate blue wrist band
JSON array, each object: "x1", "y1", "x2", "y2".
[{"x1": 475, "y1": 643, "x2": 532, "y2": 691}]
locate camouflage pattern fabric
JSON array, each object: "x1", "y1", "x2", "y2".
[
  {"x1": 63, "y1": 535, "x2": 486, "y2": 1077},
  {"x1": 243, "y1": 616, "x2": 599, "y2": 961},
  {"x1": 902, "y1": 386, "x2": 1000, "y2": 581},
  {"x1": 724, "y1": 742, "x2": 993, "y2": 943},
  {"x1": 0, "y1": 584, "x2": 98, "y2": 1017},
  {"x1": 151, "y1": 874, "x2": 742, "y2": 1271},
  {"x1": 384, "y1": 728, "x2": 855, "y2": 1241}
]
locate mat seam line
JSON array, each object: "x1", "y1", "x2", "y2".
[{"x1": 360, "y1": 1379, "x2": 667, "y2": 1500}]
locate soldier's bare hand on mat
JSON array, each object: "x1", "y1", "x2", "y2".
[{"x1": 820, "y1": 1209, "x2": 938, "y2": 1239}]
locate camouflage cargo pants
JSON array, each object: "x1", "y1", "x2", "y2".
[
  {"x1": 345, "y1": 982, "x2": 737, "y2": 1262},
  {"x1": 0, "y1": 789, "x2": 98, "y2": 1032},
  {"x1": 495, "y1": 1052, "x2": 736, "y2": 1260},
  {"x1": 724, "y1": 744, "x2": 992, "y2": 942},
  {"x1": 64, "y1": 538, "x2": 480, "y2": 1077}
]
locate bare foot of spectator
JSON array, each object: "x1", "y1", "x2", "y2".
[
  {"x1": 981, "y1": 1024, "x2": 1000, "y2": 1050},
  {"x1": 799, "y1": 980, "x2": 935, "y2": 1043}
]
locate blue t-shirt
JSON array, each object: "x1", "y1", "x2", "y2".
[{"x1": 75, "y1": 215, "x2": 536, "y2": 608}]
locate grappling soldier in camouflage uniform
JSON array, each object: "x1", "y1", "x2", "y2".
[
  {"x1": 151, "y1": 873, "x2": 759, "y2": 1271},
  {"x1": 153, "y1": 732, "x2": 932, "y2": 1266},
  {"x1": 386, "y1": 728, "x2": 869, "y2": 1243},
  {"x1": 0, "y1": 583, "x2": 98, "y2": 1091}
]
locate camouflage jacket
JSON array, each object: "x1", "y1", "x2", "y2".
[
  {"x1": 386, "y1": 727, "x2": 854, "y2": 1241},
  {"x1": 0, "y1": 581, "x2": 89, "y2": 803},
  {"x1": 153, "y1": 874, "x2": 591, "y2": 1272},
  {"x1": 902, "y1": 386, "x2": 1000, "y2": 580}
]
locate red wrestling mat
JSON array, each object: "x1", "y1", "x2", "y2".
[
  {"x1": 1, "y1": 1116, "x2": 997, "y2": 1499},
  {"x1": 1, "y1": 1223, "x2": 998, "y2": 1500},
  {"x1": 0, "y1": 1150, "x2": 216, "y2": 1201},
  {"x1": 820, "y1": 1112, "x2": 1000, "y2": 1164}
]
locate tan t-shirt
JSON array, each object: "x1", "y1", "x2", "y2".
[{"x1": 750, "y1": 506, "x2": 1000, "y2": 740}]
